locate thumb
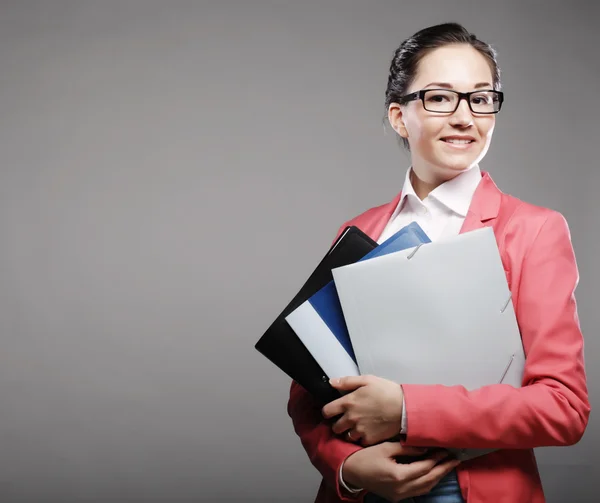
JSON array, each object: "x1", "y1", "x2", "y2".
[
  {"x1": 329, "y1": 375, "x2": 369, "y2": 391},
  {"x1": 381, "y1": 442, "x2": 429, "y2": 458}
]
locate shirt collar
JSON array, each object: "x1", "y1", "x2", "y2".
[{"x1": 395, "y1": 164, "x2": 482, "y2": 218}]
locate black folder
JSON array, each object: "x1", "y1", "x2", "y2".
[{"x1": 255, "y1": 226, "x2": 378, "y2": 404}]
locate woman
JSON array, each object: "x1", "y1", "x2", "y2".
[{"x1": 286, "y1": 22, "x2": 590, "y2": 503}]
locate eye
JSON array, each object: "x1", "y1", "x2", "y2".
[
  {"x1": 426, "y1": 92, "x2": 452, "y2": 103},
  {"x1": 471, "y1": 92, "x2": 494, "y2": 105}
]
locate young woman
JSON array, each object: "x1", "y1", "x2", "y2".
[{"x1": 287, "y1": 23, "x2": 590, "y2": 503}]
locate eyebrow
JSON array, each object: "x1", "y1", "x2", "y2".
[{"x1": 423, "y1": 82, "x2": 492, "y2": 89}]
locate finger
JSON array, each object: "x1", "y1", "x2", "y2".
[
  {"x1": 402, "y1": 450, "x2": 452, "y2": 480},
  {"x1": 359, "y1": 433, "x2": 376, "y2": 447},
  {"x1": 329, "y1": 375, "x2": 370, "y2": 391},
  {"x1": 381, "y1": 442, "x2": 430, "y2": 458},
  {"x1": 411, "y1": 458, "x2": 461, "y2": 493},
  {"x1": 346, "y1": 429, "x2": 361, "y2": 443},
  {"x1": 331, "y1": 415, "x2": 354, "y2": 435},
  {"x1": 321, "y1": 397, "x2": 347, "y2": 419}
]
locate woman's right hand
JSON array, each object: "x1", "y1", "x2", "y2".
[{"x1": 342, "y1": 442, "x2": 461, "y2": 502}]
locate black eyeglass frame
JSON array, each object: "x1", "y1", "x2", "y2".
[{"x1": 399, "y1": 88, "x2": 505, "y2": 114}]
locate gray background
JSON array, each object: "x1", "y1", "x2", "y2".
[{"x1": 0, "y1": 0, "x2": 598, "y2": 501}]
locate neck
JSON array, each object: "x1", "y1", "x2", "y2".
[{"x1": 410, "y1": 169, "x2": 444, "y2": 200}]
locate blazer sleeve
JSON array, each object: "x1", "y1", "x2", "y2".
[
  {"x1": 288, "y1": 381, "x2": 364, "y2": 500},
  {"x1": 400, "y1": 211, "x2": 591, "y2": 450},
  {"x1": 286, "y1": 222, "x2": 365, "y2": 501}
]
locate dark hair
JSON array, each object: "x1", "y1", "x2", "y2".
[{"x1": 385, "y1": 22, "x2": 501, "y2": 149}]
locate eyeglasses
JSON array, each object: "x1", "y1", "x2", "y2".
[{"x1": 399, "y1": 89, "x2": 504, "y2": 114}]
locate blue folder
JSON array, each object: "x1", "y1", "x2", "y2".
[{"x1": 285, "y1": 222, "x2": 430, "y2": 377}]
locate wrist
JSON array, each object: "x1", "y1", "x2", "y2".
[
  {"x1": 387, "y1": 383, "x2": 404, "y2": 425},
  {"x1": 341, "y1": 452, "x2": 363, "y2": 491}
]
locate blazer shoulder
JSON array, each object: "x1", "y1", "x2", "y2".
[
  {"x1": 333, "y1": 199, "x2": 395, "y2": 242},
  {"x1": 498, "y1": 192, "x2": 571, "y2": 249},
  {"x1": 343, "y1": 200, "x2": 392, "y2": 227},
  {"x1": 502, "y1": 192, "x2": 566, "y2": 223}
]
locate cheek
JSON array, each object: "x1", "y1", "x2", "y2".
[
  {"x1": 478, "y1": 118, "x2": 496, "y2": 140},
  {"x1": 406, "y1": 114, "x2": 445, "y2": 145}
]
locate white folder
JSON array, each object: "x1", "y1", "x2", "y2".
[
  {"x1": 330, "y1": 227, "x2": 525, "y2": 460},
  {"x1": 285, "y1": 300, "x2": 360, "y2": 379}
]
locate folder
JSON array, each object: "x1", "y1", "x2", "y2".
[
  {"x1": 285, "y1": 222, "x2": 430, "y2": 380},
  {"x1": 254, "y1": 226, "x2": 378, "y2": 404},
  {"x1": 331, "y1": 227, "x2": 525, "y2": 460}
]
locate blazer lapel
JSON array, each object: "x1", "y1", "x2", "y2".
[{"x1": 459, "y1": 171, "x2": 502, "y2": 234}]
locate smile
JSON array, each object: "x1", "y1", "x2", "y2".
[
  {"x1": 441, "y1": 137, "x2": 476, "y2": 150},
  {"x1": 441, "y1": 139, "x2": 474, "y2": 144}
]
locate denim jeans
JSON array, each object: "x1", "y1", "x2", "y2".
[{"x1": 363, "y1": 469, "x2": 464, "y2": 503}]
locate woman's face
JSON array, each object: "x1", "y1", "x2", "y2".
[{"x1": 389, "y1": 44, "x2": 497, "y2": 183}]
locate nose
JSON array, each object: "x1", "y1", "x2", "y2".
[{"x1": 449, "y1": 97, "x2": 474, "y2": 127}]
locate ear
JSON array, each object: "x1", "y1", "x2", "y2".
[{"x1": 388, "y1": 103, "x2": 408, "y2": 139}]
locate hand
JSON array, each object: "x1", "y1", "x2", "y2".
[
  {"x1": 322, "y1": 375, "x2": 404, "y2": 446},
  {"x1": 342, "y1": 442, "x2": 461, "y2": 502}
]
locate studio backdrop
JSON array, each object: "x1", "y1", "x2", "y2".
[{"x1": 0, "y1": 1, "x2": 597, "y2": 502}]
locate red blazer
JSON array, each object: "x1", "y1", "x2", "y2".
[{"x1": 287, "y1": 171, "x2": 590, "y2": 503}]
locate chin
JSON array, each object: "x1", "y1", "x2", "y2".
[
  {"x1": 432, "y1": 159, "x2": 476, "y2": 177},
  {"x1": 432, "y1": 142, "x2": 485, "y2": 171},
  {"x1": 439, "y1": 152, "x2": 482, "y2": 171}
]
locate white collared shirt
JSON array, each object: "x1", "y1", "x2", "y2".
[
  {"x1": 378, "y1": 164, "x2": 482, "y2": 244},
  {"x1": 338, "y1": 164, "x2": 482, "y2": 495}
]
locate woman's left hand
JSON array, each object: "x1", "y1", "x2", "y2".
[{"x1": 322, "y1": 375, "x2": 404, "y2": 446}]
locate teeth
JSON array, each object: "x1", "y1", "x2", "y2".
[{"x1": 444, "y1": 139, "x2": 472, "y2": 144}]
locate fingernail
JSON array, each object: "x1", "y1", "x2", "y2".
[{"x1": 329, "y1": 378, "x2": 339, "y2": 385}]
